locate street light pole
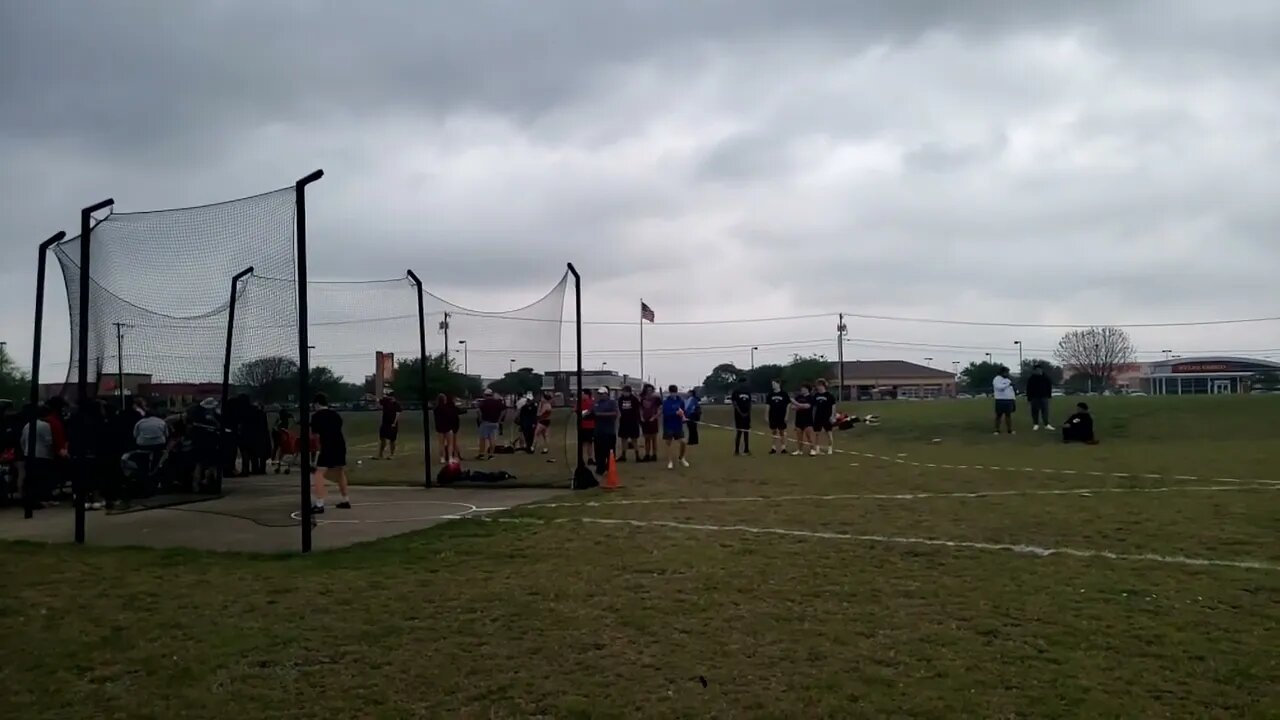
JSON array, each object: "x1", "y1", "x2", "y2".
[
  {"x1": 923, "y1": 357, "x2": 933, "y2": 367},
  {"x1": 457, "y1": 340, "x2": 468, "y2": 376},
  {"x1": 985, "y1": 352, "x2": 993, "y2": 364},
  {"x1": 751, "y1": 346, "x2": 758, "y2": 370},
  {"x1": 509, "y1": 358, "x2": 515, "y2": 374},
  {"x1": 1014, "y1": 340, "x2": 1023, "y2": 373}
]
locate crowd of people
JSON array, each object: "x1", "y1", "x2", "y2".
[{"x1": 993, "y1": 364, "x2": 1097, "y2": 443}]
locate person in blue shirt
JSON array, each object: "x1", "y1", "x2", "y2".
[
  {"x1": 684, "y1": 389, "x2": 702, "y2": 446},
  {"x1": 661, "y1": 384, "x2": 689, "y2": 469}
]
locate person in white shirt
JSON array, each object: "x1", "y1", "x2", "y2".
[{"x1": 992, "y1": 367, "x2": 1017, "y2": 435}]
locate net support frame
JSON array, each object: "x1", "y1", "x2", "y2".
[
  {"x1": 567, "y1": 263, "x2": 596, "y2": 490},
  {"x1": 406, "y1": 269, "x2": 432, "y2": 488},
  {"x1": 295, "y1": 169, "x2": 323, "y2": 553},
  {"x1": 24, "y1": 231, "x2": 67, "y2": 520},
  {"x1": 75, "y1": 198, "x2": 114, "y2": 544}
]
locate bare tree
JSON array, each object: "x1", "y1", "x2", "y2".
[
  {"x1": 1054, "y1": 326, "x2": 1136, "y2": 386},
  {"x1": 233, "y1": 355, "x2": 299, "y2": 401}
]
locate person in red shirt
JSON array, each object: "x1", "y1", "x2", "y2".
[
  {"x1": 476, "y1": 389, "x2": 506, "y2": 460},
  {"x1": 577, "y1": 389, "x2": 596, "y2": 466}
]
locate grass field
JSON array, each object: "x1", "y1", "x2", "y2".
[{"x1": 3, "y1": 395, "x2": 1279, "y2": 718}]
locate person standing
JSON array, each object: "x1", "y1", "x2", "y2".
[
  {"x1": 765, "y1": 381, "x2": 790, "y2": 454},
  {"x1": 377, "y1": 390, "x2": 402, "y2": 460},
  {"x1": 18, "y1": 404, "x2": 53, "y2": 505},
  {"x1": 516, "y1": 392, "x2": 538, "y2": 453},
  {"x1": 639, "y1": 384, "x2": 660, "y2": 462},
  {"x1": 661, "y1": 385, "x2": 689, "y2": 469},
  {"x1": 992, "y1": 366, "x2": 1016, "y2": 435},
  {"x1": 532, "y1": 392, "x2": 553, "y2": 455},
  {"x1": 477, "y1": 389, "x2": 506, "y2": 460},
  {"x1": 1025, "y1": 364, "x2": 1055, "y2": 431},
  {"x1": 731, "y1": 382, "x2": 752, "y2": 455},
  {"x1": 616, "y1": 385, "x2": 642, "y2": 462},
  {"x1": 590, "y1": 387, "x2": 619, "y2": 472},
  {"x1": 791, "y1": 383, "x2": 815, "y2": 456},
  {"x1": 576, "y1": 388, "x2": 596, "y2": 466},
  {"x1": 432, "y1": 393, "x2": 463, "y2": 464},
  {"x1": 310, "y1": 393, "x2": 350, "y2": 513},
  {"x1": 685, "y1": 388, "x2": 702, "y2": 446},
  {"x1": 811, "y1": 379, "x2": 837, "y2": 455}
]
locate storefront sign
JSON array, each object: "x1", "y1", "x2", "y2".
[{"x1": 1172, "y1": 362, "x2": 1232, "y2": 374}]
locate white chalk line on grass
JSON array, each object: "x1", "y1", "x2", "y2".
[
  {"x1": 487, "y1": 516, "x2": 1280, "y2": 572},
  {"x1": 696, "y1": 421, "x2": 1280, "y2": 486},
  {"x1": 523, "y1": 483, "x2": 1280, "y2": 510}
]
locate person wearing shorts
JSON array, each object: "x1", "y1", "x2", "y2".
[
  {"x1": 766, "y1": 381, "x2": 790, "y2": 454},
  {"x1": 576, "y1": 389, "x2": 596, "y2": 465},
  {"x1": 639, "y1": 384, "x2": 660, "y2": 462},
  {"x1": 533, "y1": 393, "x2": 553, "y2": 455},
  {"x1": 660, "y1": 385, "x2": 688, "y2": 469},
  {"x1": 616, "y1": 385, "x2": 642, "y2": 462},
  {"x1": 811, "y1": 379, "x2": 837, "y2": 455},
  {"x1": 433, "y1": 393, "x2": 463, "y2": 464},
  {"x1": 791, "y1": 384, "x2": 815, "y2": 456},
  {"x1": 590, "y1": 387, "x2": 618, "y2": 472},
  {"x1": 477, "y1": 389, "x2": 506, "y2": 459},
  {"x1": 993, "y1": 367, "x2": 1016, "y2": 435},
  {"x1": 731, "y1": 383, "x2": 752, "y2": 455},
  {"x1": 309, "y1": 393, "x2": 349, "y2": 513},
  {"x1": 377, "y1": 390, "x2": 402, "y2": 460}
]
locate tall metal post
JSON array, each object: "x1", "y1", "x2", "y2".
[
  {"x1": 567, "y1": 264, "x2": 596, "y2": 489},
  {"x1": 221, "y1": 267, "x2": 255, "y2": 411},
  {"x1": 75, "y1": 198, "x2": 113, "y2": 544},
  {"x1": 406, "y1": 270, "x2": 432, "y2": 487},
  {"x1": 113, "y1": 322, "x2": 127, "y2": 410},
  {"x1": 24, "y1": 231, "x2": 66, "y2": 519},
  {"x1": 294, "y1": 170, "x2": 323, "y2": 553},
  {"x1": 836, "y1": 313, "x2": 847, "y2": 401}
]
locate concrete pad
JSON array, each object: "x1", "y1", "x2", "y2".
[{"x1": 0, "y1": 477, "x2": 563, "y2": 553}]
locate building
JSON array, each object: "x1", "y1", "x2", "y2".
[
  {"x1": 827, "y1": 360, "x2": 957, "y2": 400},
  {"x1": 1141, "y1": 356, "x2": 1280, "y2": 395},
  {"x1": 541, "y1": 370, "x2": 639, "y2": 405}
]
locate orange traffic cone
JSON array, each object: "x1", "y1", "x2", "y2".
[{"x1": 603, "y1": 450, "x2": 621, "y2": 491}]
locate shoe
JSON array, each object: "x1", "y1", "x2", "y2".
[
  {"x1": 1045, "y1": 424, "x2": 1055, "y2": 431},
  {"x1": 809, "y1": 449, "x2": 817, "y2": 456},
  {"x1": 336, "y1": 501, "x2": 351, "y2": 509},
  {"x1": 826, "y1": 447, "x2": 834, "y2": 455},
  {"x1": 680, "y1": 458, "x2": 690, "y2": 468},
  {"x1": 993, "y1": 432, "x2": 1000, "y2": 436},
  {"x1": 768, "y1": 449, "x2": 777, "y2": 455},
  {"x1": 667, "y1": 461, "x2": 674, "y2": 470},
  {"x1": 791, "y1": 451, "x2": 801, "y2": 456},
  {"x1": 540, "y1": 448, "x2": 549, "y2": 454},
  {"x1": 312, "y1": 505, "x2": 324, "y2": 515},
  {"x1": 1032, "y1": 425, "x2": 1040, "y2": 431}
]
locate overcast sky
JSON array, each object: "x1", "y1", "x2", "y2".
[{"x1": 3, "y1": 0, "x2": 1280, "y2": 386}]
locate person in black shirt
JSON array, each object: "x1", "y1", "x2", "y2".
[
  {"x1": 811, "y1": 379, "x2": 837, "y2": 456},
  {"x1": 309, "y1": 393, "x2": 350, "y2": 513},
  {"x1": 1062, "y1": 402, "x2": 1097, "y2": 444},
  {"x1": 616, "y1": 386, "x2": 642, "y2": 462},
  {"x1": 731, "y1": 383, "x2": 752, "y2": 455},
  {"x1": 377, "y1": 390, "x2": 402, "y2": 460},
  {"x1": 791, "y1": 384, "x2": 815, "y2": 456},
  {"x1": 1025, "y1": 364, "x2": 1055, "y2": 432},
  {"x1": 766, "y1": 381, "x2": 790, "y2": 454}
]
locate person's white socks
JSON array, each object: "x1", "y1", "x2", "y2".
[{"x1": 340, "y1": 495, "x2": 350, "y2": 505}]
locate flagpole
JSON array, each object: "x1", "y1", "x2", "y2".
[{"x1": 639, "y1": 297, "x2": 645, "y2": 382}]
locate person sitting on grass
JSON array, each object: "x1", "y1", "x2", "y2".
[{"x1": 1062, "y1": 402, "x2": 1098, "y2": 444}]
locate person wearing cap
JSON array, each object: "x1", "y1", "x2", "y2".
[
  {"x1": 377, "y1": 389, "x2": 402, "y2": 460},
  {"x1": 476, "y1": 388, "x2": 506, "y2": 460},
  {"x1": 590, "y1": 386, "x2": 618, "y2": 473}
]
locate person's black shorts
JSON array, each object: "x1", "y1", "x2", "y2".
[
  {"x1": 379, "y1": 424, "x2": 398, "y2": 442},
  {"x1": 768, "y1": 416, "x2": 787, "y2": 431},
  {"x1": 579, "y1": 428, "x2": 596, "y2": 445},
  {"x1": 316, "y1": 444, "x2": 347, "y2": 469},
  {"x1": 663, "y1": 425, "x2": 685, "y2": 441},
  {"x1": 733, "y1": 418, "x2": 752, "y2": 431},
  {"x1": 795, "y1": 414, "x2": 813, "y2": 430},
  {"x1": 994, "y1": 399, "x2": 1016, "y2": 416},
  {"x1": 641, "y1": 419, "x2": 659, "y2": 437},
  {"x1": 813, "y1": 418, "x2": 834, "y2": 432},
  {"x1": 619, "y1": 420, "x2": 640, "y2": 440}
]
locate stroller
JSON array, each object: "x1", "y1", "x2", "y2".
[{"x1": 271, "y1": 430, "x2": 318, "y2": 474}]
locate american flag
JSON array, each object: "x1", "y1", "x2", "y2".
[{"x1": 640, "y1": 301, "x2": 655, "y2": 323}]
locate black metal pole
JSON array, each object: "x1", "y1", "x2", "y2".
[
  {"x1": 566, "y1": 263, "x2": 594, "y2": 489},
  {"x1": 221, "y1": 267, "x2": 255, "y2": 411},
  {"x1": 25, "y1": 231, "x2": 66, "y2": 519},
  {"x1": 75, "y1": 198, "x2": 113, "y2": 544},
  {"x1": 406, "y1": 270, "x2": 432, "y2": 487},
  {"x1": 295, "y1": 170, "x2": 323, "y2": 553}
]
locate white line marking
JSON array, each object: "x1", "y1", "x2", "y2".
[
  {"x1": 499, "y1": 517, "x2": 1280, "y2": 572},
  {"x1": 525, "y1": 484, "x2": 1279, "y2": 509}
]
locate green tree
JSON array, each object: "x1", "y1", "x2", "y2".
[
  {"x1": 0, "y1": 344, "x2": 30, "y2": 404},
  {"x1": 489, "y1": 367, "x2": 543, "y2": 397},
  {"x1": 395, "y1": 354, "x2": 482, "y2": 403},
  {"x1": 700, "y1": 363, "x2": 745, "y2": 396},
  {"x1": 1018, "y1": 358, "x2": 1064, "y2": 390},
  {"x1": 958, "y1": 361, "x2": 1004, "y2": 394},
  {"x1": 781, "y1": 354, "x2": 831, "y2": 390},
  {"x1": 233, "y1": 355, "x2": 299, "y2": 403},
  {"x1": 746, "y1": 363, "x2": 785, "y2": 394}
]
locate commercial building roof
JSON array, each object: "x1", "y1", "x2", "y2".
[{"x1": 827, "y1": 360, "x2": 956, "y2": 382}]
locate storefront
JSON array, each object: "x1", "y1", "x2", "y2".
[{"x1": 1144, "y1": 357, "x2": 1280, "y2": 395}]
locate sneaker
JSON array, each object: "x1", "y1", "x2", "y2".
[
  {"x1": 680, "y1": 458, "x2": 690, "y2": 468},
  {"x1": 336, "y1": 501, "x2": 352, "y2": 509},
  {"x1": 791, "y1": 451, "x2": 801, "y2": 456},
  {"x1": 1032, "y1": 425, "x2": 1040, "y2": 431},
  {"x1": 768, "y1": 449, "x2": 777, "y2": 455},
  {"x1": 1045, "y1": 424, "x2": 1055, "y2": 431},
  {"x1": 993, "y1": 431, "x2": 1000, "y2": 436},
  {"x1": 311, "y1": 505, "x2": 325, "y2": 515},
  {"x1": 809, "y1": 449, "x2": 818, "y2": 457},
  {"x1": 666, "y1": 461, "x2": 674, "y2": 470},
  {"x1": 826, "y1": 447, "x2": 834, "y2": 455}
]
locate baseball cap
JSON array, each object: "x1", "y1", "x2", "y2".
[
  {"x1": 483, "y1": 388, "x2": 494, "y2": 396},
  {"x1": 597, "y1": 386, "x2": 609, "y2": 394}
]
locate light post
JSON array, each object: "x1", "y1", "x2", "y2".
[
  {"x1": 1014, "y1": 340, "x2": 1023, "y2": 373},
  {"x1": 509, "y1": 358, "x2": 515, "y2": 374},
  {"x1": 985, "y1": 352, "x2": 992, "y2": 364},
  {"x1": 751, "y1": 346, "x2": 758, "y2": 370},
  {"x1": 457, "y1": 340, "x2": 468, "y2": 376},
  {"x1": 923, "y1": 357, "x2": 933, "y2": 367}
]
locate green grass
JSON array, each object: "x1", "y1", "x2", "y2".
[{"x1": 3, "y1": 395, "x2": 1280, "y2": 718}]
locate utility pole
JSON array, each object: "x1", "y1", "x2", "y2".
[
  {"x1": 836, "y1": 313, "x2": 847, "y2": 400},
  {"x1": 113, "y1": 322, "x2": 128, "y2": 410},
  {"x1": 439, "y1": 312, "x2": 450, "y2": 359},
  {"x1": 751, "y1": 346, "x2": 758, "y2": 370},
  {"x1": 1014, "y1": 340, "x2": 1023, "y2": 374},
  {"x1": 458, "y1": 339, "x2": 468, "y2": 376}
]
